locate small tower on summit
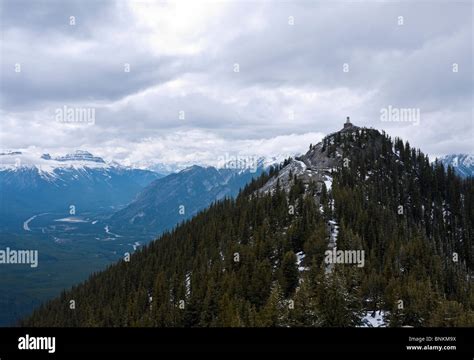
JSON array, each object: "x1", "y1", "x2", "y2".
[{"x1": 344, "y1": 116, "x2": 353, "y2": 129}]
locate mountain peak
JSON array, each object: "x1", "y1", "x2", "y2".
[
  {"x1": 180, "y1": 164, "x2": 206, "y2": 173},
  {"x1": 438, "y1": 153, "x2": 473, "y2": 178},
  {"x1": 259, "y1": 122, "x2": 382, "y2": 194},
  {"x1": 53, "y1": 150, "x2": 105, "y2": 163},
  {"x1": 0, "y1": 150, "x2": 111, "y2": 178},
  {"x1": 0, "y1": 150, "x2": 22, "y2": 156},
  {"x1": 340, "y1": 116, "x2": 361, "y2": 133}
]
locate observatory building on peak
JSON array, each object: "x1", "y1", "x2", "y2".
[{"x1": 344, "y1": 116, "x2": 353, "y2": 129}]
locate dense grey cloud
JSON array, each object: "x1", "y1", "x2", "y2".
[
  {"x1": 0, "y1": 0, "x2": 185, "y2": 109},
  {"x1": 0, "y1": 0, "x2": 472, "y2": 167}
]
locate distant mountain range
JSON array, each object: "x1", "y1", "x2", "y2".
[
  {"x1": 0, "y1": 150, "x2": 162, "y2": 228},
  {"x1": 108, "y1": 164, "x2": 265, "y2": 235},
  {"x1": 438, "y1": 154, "x2": 473, "y2": 178},
  {"x1": 0, "y1": 150, "x2": 282, "y2": 234}
]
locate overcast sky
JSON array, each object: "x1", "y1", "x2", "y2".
[{"x1": 0, "y1": 0, "x2": 472, "y2": 168}]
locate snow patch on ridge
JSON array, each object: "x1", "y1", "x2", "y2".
[
  {"x1": 360, "y1": 310, "x2": 388, "y2": 327},
  {"x1": 324, "y1": 175, "x2": 333, "y2": 191},
  {"x1": 296, "y1": 251, "x2": 308, "y2": 272}
]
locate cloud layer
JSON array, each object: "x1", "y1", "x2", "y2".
[{"x1": 1, "y1": 0, "x2": 472, "y2": 167}]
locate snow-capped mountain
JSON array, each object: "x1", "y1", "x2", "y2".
[
  {"x1": 45, "y1": 150, "x2": 106, "y2": 163},
  {"x1": 217, "y1": 154, "x2": 294, "y2": 174},
  {"x1": 0, "y1": 150, "x2": 162, "y2": 228},
  {"x1": 0, "y1": 150, "x2": 112, "y2": 177},
  {"x1": 438, "y1": 154, "x2": 473, "y2": 178},
  {"x1": 140, "y1": 154, "x2": 295, "y2": 176}
]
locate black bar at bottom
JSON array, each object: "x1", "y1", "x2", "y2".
[{"x1": 0, "y1": 327, "x2": 472, "y2": 356}]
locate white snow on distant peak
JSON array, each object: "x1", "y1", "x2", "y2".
[
  {"x1": 216, "y1": 154, "x2": 296, "y2": 173},
  {"x1": 465, "y1": 155, "x2": 474, "y2": 167},
  {"x1": 438, "y1": 154, "x2": 474, "y2": 167},
  {"x1": 0, "y1": 149, "x2": 112, "y2": 177},
  {"x1": 52, "y1": 150, "x2": 105, "y2": 163},
  {"x1": 437, "y1": 154, "x2": 474, "y2": 178},
  {"x1": 262, "y1": 154, "x2": 297, "y2": 168}
]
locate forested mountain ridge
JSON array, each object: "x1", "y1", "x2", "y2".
[{"x1": 21, "y1": 125, "x2": 474, "y2": 327}]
